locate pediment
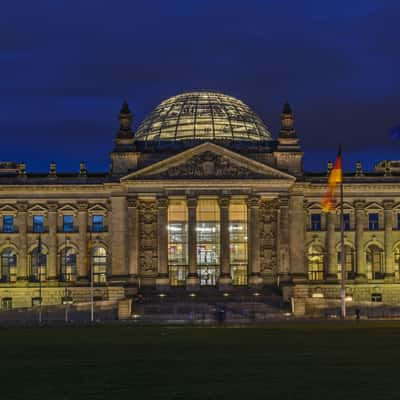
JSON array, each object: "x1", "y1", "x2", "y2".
[
  {"x1": 122, "y1": 142, "x2": 295, "y2": 181},
  {"x1": 28, "y1": 204, "x2": 47, "y2": 213},
  {"x1": 59, "y1": 204, "x2": 78, "y2": 213},
  {"x1": 0, "y1": 204, "x2": 18, "y2": 213},
  {"x1": 88, "y1": 204, "x2": 108, "y2": 213}
]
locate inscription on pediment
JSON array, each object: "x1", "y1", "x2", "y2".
[{"x1": 146, "y1": 151, "x2": 268, "y2": 179}]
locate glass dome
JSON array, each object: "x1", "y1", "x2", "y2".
[{"x1": 135, "y1": 91, "x2": 272, "y2": 142}]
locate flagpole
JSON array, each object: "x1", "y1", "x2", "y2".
[
  {"x1": 90, "y1": 231, "x2": 94, "y2": 323},
  {"x1": 340, "y1": 166, "x2": 346, "y2": 319},
  {"x1": 38, "y1": 233, "x2": 42, "y2": 324}
]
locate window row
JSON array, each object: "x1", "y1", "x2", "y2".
[
  {"x1": 0, "y1": 246, "x2": 108, "y2": 283},
  {"x1": 0, "y1": 214, "x2": 105, "y2": 233},
  {"x1": 308, "y1": 244, "x2": 400, "y2": 281},
  {"x1": 310, "y1": 213, "x2": 385, "y2": 231}
]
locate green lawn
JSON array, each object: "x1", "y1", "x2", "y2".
[{"x1": 1, "y1": 322, "x2": 400, "y2": 400}]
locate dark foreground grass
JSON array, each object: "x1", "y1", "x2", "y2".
[{"x1": 1, "y1": 322, "x2": 400, "y2": 400}]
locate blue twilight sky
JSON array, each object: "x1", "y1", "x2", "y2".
[{"x1": 1, "y1": 0, "x2": 400, "y2": 173}]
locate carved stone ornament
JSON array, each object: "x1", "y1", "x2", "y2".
[
  {"x1": 259, "y1": 199, "x2": 278, "y2": 274},
  {"x1": 138, "y1": 200, "x2": 158, "y2": 274},
  {"x1": 146, "y1": 151, "x2": 267, "y2": 179}
]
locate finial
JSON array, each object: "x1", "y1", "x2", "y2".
[
  {"x1": 118, "y1": 100, "x2": 133, "y2": 135},
  {"x1": 279, "y1": 101, "x2": 296, "y2": 138},
  {"x1": 79, "y1": 161, "x2": 87, "y2": 177},
  {"x1": 355, "y1": 160, "x2": 363, "y2": 176},
  {"x1": 384, "y1": 160, "x2": 392, "y2": 176},
  {"x1": 18, "y1": 162, "x2": 26, "y2": 177},
  {"x1": 49, "y1": 161, "x2": 57, "y2": 177},
  {"x1": 327, "y1": 160, "x2": 333, "y2": 175},
  {"x1": 282, "y1": 101, "x2": 292, "y2": 114},
  {"x1": 120, "y1": 100, "x2": 130, "y2": 114}
]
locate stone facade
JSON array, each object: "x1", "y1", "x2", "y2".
[{"x1": 0, "y1": 92, "x2": 399, "y2": 315}]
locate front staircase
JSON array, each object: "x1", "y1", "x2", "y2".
[{"x1": 129, "y1": 287, "x2": 290, "y2": 323}]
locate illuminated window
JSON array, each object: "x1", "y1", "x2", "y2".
[
  {"x1": 2, "y1": 297, "x2": 12, "y2": 310},
  {"x1": 33, "y1": 215, "x2": 44, "y2": 233},
  {"x1": 337, "y1": 245, "x2": 355, "y2": 280},
  {"x1": 2, "y1": 215, "x2": 14, "y2": 233},
  {"x1": 168, "y1": 200, "x2": 188, "y2": 286},
  {"x1": 368, "y1": 213, "x2": 379, "y2": 230},
  {"x1": 366, "y1": 244, "x2": 384, "y2": 279},
  {"x1": 307, "y1": 244, "x2": 324, "y2": 281},
  {"x1": 92, "y1": 246, "x2": 107, "y2": 283},
  {"x1": 30, "y1": 247, "x2": 47, "y2": 282},
  {"x1": 229, "y1": 201, "x2": 248, "y2": 285},
  {"x1": 196, "y1": 199, "x2": 220, "y2": 285},
  {"x1": 0, "y1": 248, "x2": 16, "y2": 282},
  {"x1": 311, "y1": 214, "x2": 321, "y2": 231},
  {"x1": 63, "y1": 215, "x2": 74, "y2": 233},
  {"x1": 60, "y1": 247, "x2": 77, "y2": 282}
]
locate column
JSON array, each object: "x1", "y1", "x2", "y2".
[
  {"x1": 156, "y1": 196, "x2": 169, "y2": 290},
  {"x1": 186, "y1": 196, "x2": 199, "y2": 289},
  {"x1": 384, "y1": 200, "x2": 394, "y2": 279},
  {"x1": 278, "y1": 195, "x2": 290, "y2": 282},
  {"x1": 127, "y1": 197, "x2": 139, "y2": 285},
  {"x1": 355, "y1": 201, "x2": 366, "y2": 281},
  {"x1": 47, "y1": 202, "x2": 58, "y2": 280},
  {"x1": 111, "y1": 196, "x2": 128, "y2": 281},
  {"x1": 218, "y1": 196, "x2": 232, "y2": 289},
  {"x1": 326, "y1": 211, "x2": 337, "y2": 280},
  {"x1": 248, "y1": 195, "x2": 262, "y2": 287},
  {"x1": 16, "y1": 201, "x2": 28, "y2": 280},
  {"x1": 288, "y1": 193, "x2": 306, "y2": 280},
  {"x1": 77, "y1": 202, "x2": 88, "y2": 281}
]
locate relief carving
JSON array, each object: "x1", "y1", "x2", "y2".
[
  {"x1": 138, "y1": 200, "x2": 158, "y2": 275},
  {"x1": 146, "y1": 151, "x2": 267, "y2": 179},
  {"x1": 259, "y1": 199, "x2": 278, "y2": 274}
]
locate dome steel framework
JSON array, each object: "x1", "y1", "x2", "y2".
[{"x1": 135, "y1": 91, "x2": 272, "y2": 142}]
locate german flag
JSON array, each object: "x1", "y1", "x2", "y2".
[{"x1": 322, "y1": 147, "x2": 342, "y2": 212}]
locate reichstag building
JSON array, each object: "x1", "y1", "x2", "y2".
[{"x1": 0, "y1": 91, "x2": 399, "y2": 316}]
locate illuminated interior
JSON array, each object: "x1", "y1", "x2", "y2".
[
  {"x1": 229, "y1": 201, "x2": 248, "y2": 285},
  {"x1": 135, "y1": 91, "x2": 272, "y2": 142},
  {"x1": 196, "y1": 199, "x2": 220, "y2": 285},
  {"x1": 168, "y1": 199, "x2": 188, "y2": 286}
]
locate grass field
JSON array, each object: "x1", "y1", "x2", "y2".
[{"x1": 1, "y1": 322, "x2": 400, "y2": 400}]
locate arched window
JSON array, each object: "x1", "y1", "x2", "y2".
[
  {"x1": 337, "y1": 245, "x2": 355, "y2": 280},
  {"x1": 1, "y1": 248, "x2": 16, "y2": 282},
  {"x1": 30, "y1": 247, "x2": 47, "y2": 282},
  {"x1": 394, "y1": 246, "x2": 400, "y2": 275},
  {"x1": 60, "y1": 247, "x2": 77, "y2": 282},
  {"x1": 366, "y1": 244, "x2": 384, "y2": 279},
  {"x1": 92, "y1": 246, "x2": 107, "y2": 283},
  {"x1": 307, "y1": 244, "x2": 324, "y2": 281}
]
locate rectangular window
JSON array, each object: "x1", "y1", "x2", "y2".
[
  {"x1": 196, "y1": 199, "x2": 220, "y2": 286},
  {"x1": 168, "y1": 200, "x2": 188, "y2": 286},
  {"x1": 311, "y1": 214, "x2": 321, "y2": 231},
  {"x1": 369, "y1": 213, "x2": 379, "y2": 230},
  {"x1": 1, "y1": 297, "x2": 12, "y2": 310},
  {"x1": 2, "y1": 215, "x2": 14, "y2": 233},
  {"x1": 92, "y1": 215, "x2": 104, "y2": 232},
  {"x1": 33, "y1": 215, "x2": 44, "y2": 233},
  {"x1": 343, "y1": 213, "x2": 350, "y2": 231},
  {"x1": 229, "y1": 201, "x2": 248, "y2": 286},
  {"x1": 63, "y1": 215, "x2": 74, "y2": 232},
  {"x1": 397, "y1": 213, "x2": 400, "y2": 230}
]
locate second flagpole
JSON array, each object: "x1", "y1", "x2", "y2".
[{"x1": 340, "y1": 161, "x2": 346, "y2": 319}]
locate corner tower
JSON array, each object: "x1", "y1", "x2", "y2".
[
  {"x1": 274, "y1": 101, "x2": 303, "y2": 176},
  {"x1": 110, "y1": 101, "x2": 140, "y2": 175}
]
